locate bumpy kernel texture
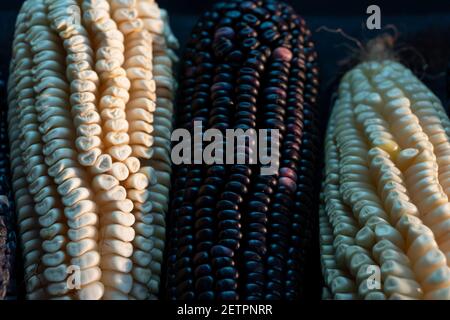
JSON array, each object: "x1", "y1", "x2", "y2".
[
  {"x1": 7, "y1": 0, "x2": 178, "y2": 300},
  {"x1": 321, "y1": 59, "x2": 450, "y2": 300},
  {"x1": 1, "y1": 79, "x2": 16, "y2": 299},
  {"x1": 166, "y1": 0, "x2": 320, "y2": 300}
]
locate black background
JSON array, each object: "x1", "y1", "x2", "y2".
[{"x1": 1, "y1": 0, "x2": 450, "y2": 112}]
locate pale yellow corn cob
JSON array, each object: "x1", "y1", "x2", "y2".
[{"x1": 321, "y1": 59, "x2": 450, "y2": 300}]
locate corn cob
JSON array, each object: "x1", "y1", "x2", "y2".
[
  {"x1": 7, "y1": 0, "x2": 177, "y2": 300},
  {"x1": 167, "y1": 0, "x2": 320, "y2": 300},
  {"x1": 1, "y1": 76, "x2": 16, "y2": 299},
  {"x1": 321, "y1": 36, "x2": 450, "y2": 300},
  {"x1": 447, "y1": 62, "x2": 450, "y2": 104}
]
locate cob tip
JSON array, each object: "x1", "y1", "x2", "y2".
[{"x1": 363, "y1": 33, "x2": 396, "y2": 61}]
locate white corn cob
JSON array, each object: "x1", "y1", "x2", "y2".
[
  {"x1": 8, "y1": 0, "x2": 177, "y2": 300},
  {"x1": 321, "y1": 55, "x2": 450, "y2": 300}
]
